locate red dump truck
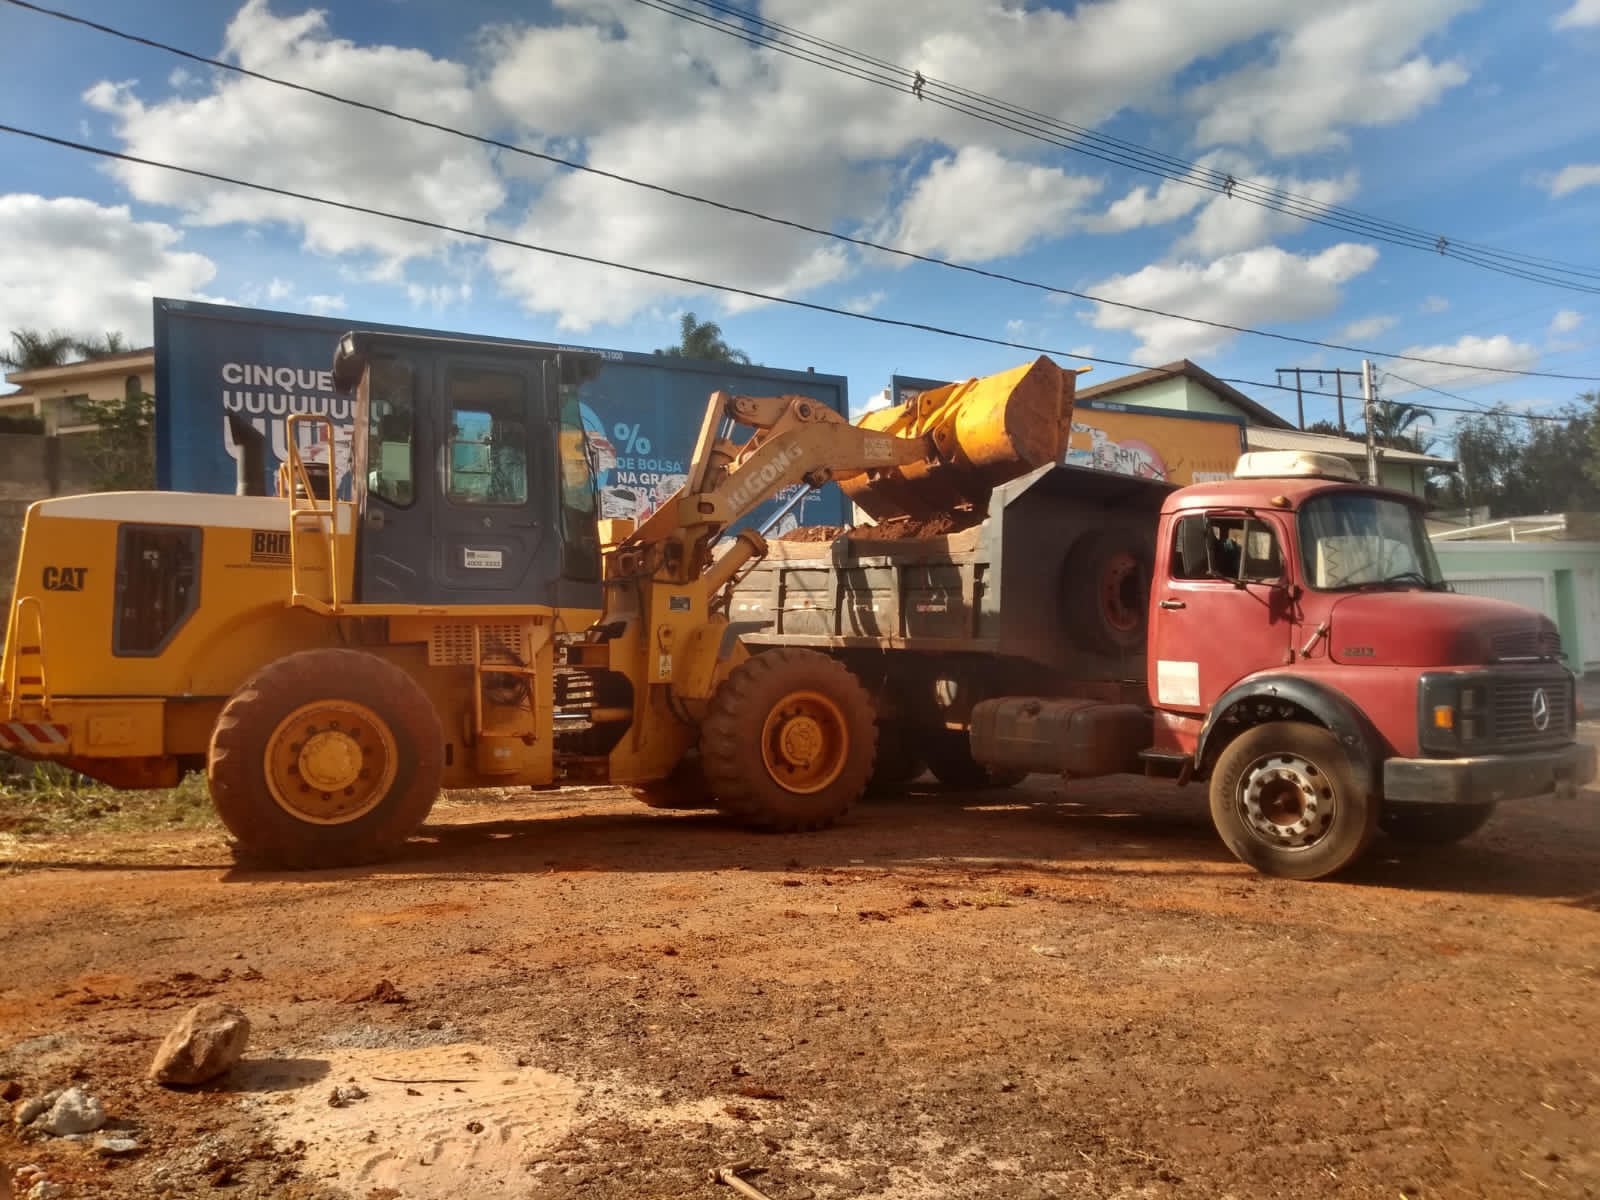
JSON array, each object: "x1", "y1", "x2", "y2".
[{"x1": 729, "y1": 449, "x2": 1596, "y2": 880}]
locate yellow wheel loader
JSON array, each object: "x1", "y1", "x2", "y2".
[{"x1": 0, "y1": 331, "x2": 1081, "y2": 868}]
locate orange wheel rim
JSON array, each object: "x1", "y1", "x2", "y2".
[
  {"x1": 759, "y1": 689, "x2": 850, "y2": 795},
  {"x1": 263, "y1": 700, "x2": 399, "y2": 825}
]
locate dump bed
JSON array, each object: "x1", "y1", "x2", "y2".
[{"x1": 731, "y1": 462, "x2": 1176, "y2": 687}]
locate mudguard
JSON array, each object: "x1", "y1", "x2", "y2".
[{"x1": 1196, "y1": 674, "x2": 1384, "y2": 791}]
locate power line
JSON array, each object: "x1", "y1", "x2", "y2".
[
  {"x1": 8, "y1": 0, "x2": 1600, "y2": 383},
  {"x1": 1, "y1": 122, "x2": 1582, "y2": 432},
  {"x1": 638, "y1": 0, "x2": 1600, "y2": 294}
]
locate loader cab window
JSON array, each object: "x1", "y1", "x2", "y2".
[
  {"x1": 366, "y1": 356, "x2": 416, "y2": 506},
  {"x1": 557, "y1": 387, "x2": 598, "y2": 518},
  {"x1": 446, "y1": 368, "x2": 529, "y2": 506},
  {"x1": 1172, "y1": 514, "x2": 1283, "y2": 584}
]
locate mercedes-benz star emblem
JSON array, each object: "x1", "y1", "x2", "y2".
[{"x1": 1531, "y1": 687, "x2": 1551, "y2": 732}]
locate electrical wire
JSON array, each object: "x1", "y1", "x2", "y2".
[
  {"x1": 7, "y1": 0, "x2": 1600, "y2": 381},
  {"x1": 0, "y1": 122, "x2": 1583, "y2": 429},
  {"x1": 641, "y1": 0, "x2": 1600, "y2": 292}
]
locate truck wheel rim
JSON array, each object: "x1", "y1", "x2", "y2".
[
  {"x1": 1101, "y1": 551, "x2": 1141, "y2": 633},
  {"x1": 264, "y1": 700, "x2": 399, "y2": 825},
  {"x1": 1238, "y1": 752, "x2": 1334, "y2": 850},
  {"x1": 761, "y1": 690, "x2": 849, "y2": 795}
]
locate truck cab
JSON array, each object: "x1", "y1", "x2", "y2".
[{"x1": 1143, "y1": 450, "x2": 1595, "y2": 877}]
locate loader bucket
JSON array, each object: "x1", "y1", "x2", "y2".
[{"x1": 839, "y1": 355, "x2": 1087, "y2": 522}]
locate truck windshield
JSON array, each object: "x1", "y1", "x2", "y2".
[{"x1": 1297, "y1": 492, "x2": 1446, "y2": 591}]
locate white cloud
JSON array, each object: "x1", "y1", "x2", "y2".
[
  {"x1": 1188, "y1": 0, "x2": 1474, "y2": 154},
  {"x1": 1177, "y1": 167, "x2": 1361, "y2": 257},
  {"x1": 1340, "y1": 314, "x2": 1397, "y2": 341},
  {"x1": 305, "y1": 294, "x2": 346, "y2": 315},
  {"x1": 1420, "y1": 295, "x2": 1450, "y2": 314},
  {"x1": 1381, "y1": 335, "x2": 1541, "y2": 395},
  {"x1": 1090, "y1": 175, "x2": 1209, "y2": 235},
  {"x1": 1555, "y1": 0, "x2": 1600, "y2": 28},
  {"x1": 84, "y1": 0, "x2": 504, "y2": 277},
  {"x1": 406, "y1": 282, "x2": 473, "y2": 310},
  {"x1": 1539, "y1": 164, "x2": 1600, "y2": 197},
  {"x1": 266, "y1": 277, "x2": 292, "y2": 302},
  {"x1": 889, "y1": 147, "x2": 1102, "y2": 262},
  {"x1": 845, "y1": 291, "x2": 886, "y2": 315},
  {"x1": 1084, "y1": 243, "x2": 1379, "y2": 361},
  {"x1": 0, "y1": 194, "x2": 218, "y2": 345},
  {"x1": 1550, "y1": 310, "x2": 1584, "y2": 335}
]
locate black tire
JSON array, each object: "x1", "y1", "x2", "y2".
[
  {"x1": 922, "y1": 730, "x2": 1026, "y2": 790},
  {"x1": 1208, "y1": 721, "x2": 1377, "y2": 880},
  {"x1": 865, "y1": 723, "x2": 924, "y2": 796},
  {"x1": 1379, "y1": 803, "x2": 1496, "y2": 845},
  {"x1": 630, "y1": 752, "x2": 718, "y2": 811},
  {"x1": 1060, "y1": 529, "x2": 1152, "y2": 653},
  {"x1": 700, "y1": 647, "x2": 876, "y2": 832},
  {"x1": 207, "y1": 648, "x2": 444, "y2": 869}
]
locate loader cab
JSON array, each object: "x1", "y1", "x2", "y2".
[{"x1": 332, "y1": 331, "x2": 605, "y2": 610}]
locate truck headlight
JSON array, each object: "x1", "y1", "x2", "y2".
[{"x1": 1420, "y1": 675, "x2": 1476, "y2": 753}]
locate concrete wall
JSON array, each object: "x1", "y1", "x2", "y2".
[
  {"x1": 1434, "y1": 540, "x2": 1600, "y2": 671},
  {"x1": 0, "y1": 433, "x2": 103, "y2": 610}
]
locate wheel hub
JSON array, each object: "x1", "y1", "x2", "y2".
[
  {"x1": 778, "y1": 715, "x2": 825, "y2": 766},
  {"x1": 1241, "y1": 754, "x2": 1333, "y2": 850},
  {"x1": 264, "y1": 701, "x2": 399, "y2": 826},
  {"x1": 298, "y1": 729, "x2": 364, "y2": 792}
]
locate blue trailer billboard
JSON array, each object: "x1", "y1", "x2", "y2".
[{"x1": 153, "y1": 298, "x2": 849, "y2": 534}]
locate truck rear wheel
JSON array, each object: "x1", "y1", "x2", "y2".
[
  {"x1": 923, "y1": 730, "x2": 1026, "y2": 790},
  {"x1": 207, "y1": 648, "x2": 444, "y2": 869},
  {"x1": 1379, "y1": 803, "x2": 1495, "y2": 845},
  {"x1": 700, "y1": 648, "x2": 876, "y2": 831},
  {"x1": 630, "y1": 752, "x2": 718, "y2": 811},
  {"x1": 1208, "y1": 721, "x2": 1377, "y2": 881}
]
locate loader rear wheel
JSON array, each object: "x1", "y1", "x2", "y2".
[
  {"x1": 701, "y1": 648, "x2": 876, "y2": 832},
  {"x1": 208, "y1": 648, "x2": 444, "y2": 869}
]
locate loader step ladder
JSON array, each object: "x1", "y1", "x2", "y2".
[
  {"x1": 3, "y1": 594, "x2": 51, "y2": 718},
  {"x1": 283, "y1": 412, "x2": 343, "y2": 615}
]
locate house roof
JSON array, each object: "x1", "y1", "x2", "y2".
[
  {"x1": 1076, "y1": 358, "x2": 1294, "y2": 429},
  {"x1": 3, "y1": 347, "x2": 155, "y2": 389},
  {"x1": 1246, "y1": 424, "x2": 1456, "y2": 469}
]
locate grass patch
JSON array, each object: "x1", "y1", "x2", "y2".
[{"x1": 0, "y1": 763, "x2": 217, "y2": 837}]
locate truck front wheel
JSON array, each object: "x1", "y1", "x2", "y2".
[
  {"x1": 701, "y1": 647, "x2": 876, "y2": 832},
  {"x1": 1208, "y1": 721, "x2": 1377, "y2": 881},
  {"x1": 1379, "y1": 803, "x2": 1495, "y2": 845}
]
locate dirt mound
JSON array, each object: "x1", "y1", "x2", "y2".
[{"x1": 777, "y1": 511, "x2": 981, "y2": 545}]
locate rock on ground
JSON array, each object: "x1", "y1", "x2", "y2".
[
  {"x1": 148, "y1": 1001, "x2": 252, "y2": 1086},
  {"x1": 35, "y1": 1085, "x2": 106, "y2": 1135}
]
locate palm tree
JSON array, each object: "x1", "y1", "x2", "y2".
[
  {"x1": 73, "y1": 331, "x2": 131, "y2": 359},
  {"x1": 1, "y1": 328, "x2": 77, "y2": 371},
  {"x1": 1364, "y1": 399, "x2": 1434, "y2": 455},
  {"x1": 654, "y1": 312, "x2": 754, "y2": 364}
]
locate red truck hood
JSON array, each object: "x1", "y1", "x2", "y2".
[{"x1": 1327, "y1": 590, "x2": 1560, "y2": 667}]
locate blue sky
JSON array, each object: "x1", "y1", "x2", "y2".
[{"x1": 2, "y1": 0, "x2": 1598, "y2": 448}]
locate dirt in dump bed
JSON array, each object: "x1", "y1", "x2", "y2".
[{"x1": 778, "y1": 510, "x2": 981, "y2": 543}]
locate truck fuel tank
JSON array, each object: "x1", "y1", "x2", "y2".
[{"x1": 969, "y1": 696, "x2": 1151, "y2": 779}]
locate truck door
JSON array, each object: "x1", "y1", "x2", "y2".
[{"x1": 1150, "y1": 510, "x2": 1294, "y2": 715}]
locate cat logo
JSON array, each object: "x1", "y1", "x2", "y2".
[{"x1": 42, "y1": 566, "x2": 88, "y2": 592}]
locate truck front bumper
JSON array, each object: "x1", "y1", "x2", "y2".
[{"x1": 1383, "y1": 741, "x2": 1597, "y2": 807}]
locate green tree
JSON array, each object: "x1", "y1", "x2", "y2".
[
  {"x1": 1445, "y1": 396, "x2": 1600, "y2": 518},
  {"x1": 1363, "y1": 398, "x2": 1435, "y2": 455},
  {"x1": 654, "y1": 312, "x2": 754, "y2": 364},
  {"x1": 76, "y1": 386, "x2": 156, "y2": 491},
  {"x1": 72, "y1": 331, "x2": 131, "y2": 359},
  {"x1": 0, "y1": 328, "x2": 77, "y2": 371}
]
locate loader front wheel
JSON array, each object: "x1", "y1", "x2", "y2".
[
  {"x1": 208, "y1": 649, "x2": 444, "y2": 869},
  {"x1": 701, "y1": 648, "x2": 875, "y2": 832}
]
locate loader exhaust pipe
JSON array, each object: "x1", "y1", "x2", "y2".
[{"x1": 228, "y1": 413, "x2": 268, "y2": 497}]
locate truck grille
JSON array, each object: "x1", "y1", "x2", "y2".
[
  {"x1": 1486, "y1": 674, "x2": 1572, "y2": 749},
  {"x1": 1489, "y1": 629, "x2": 1562, "y2": 662}
]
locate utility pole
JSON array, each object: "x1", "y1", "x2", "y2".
[
  {"x1": 1275, "y1": 366, "x2": 1364, "y2": 431},
  {"x1": 1361, "y1": 358, "x2": 1379, "y2": 485}
]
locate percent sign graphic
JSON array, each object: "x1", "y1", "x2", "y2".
[{"x1": 612, "y1": 422, "x2": 652, "y2": 455}]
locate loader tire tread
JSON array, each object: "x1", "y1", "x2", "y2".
[
  {"x1": 208, "y1": 648, "x2": 444, "y2": 870},
  {"x1": 700, "y1": 647, "x2": 876, "y2": 833}
]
